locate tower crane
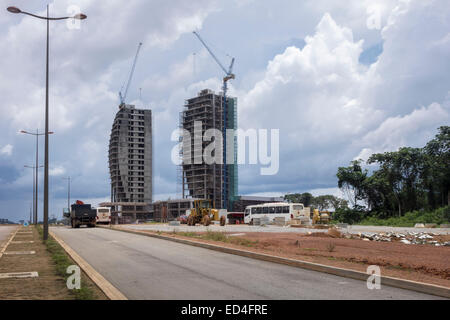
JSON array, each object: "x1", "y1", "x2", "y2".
[
  {"x1": 119, "y1": 42, "x2": 143, "y2": 106},
  {"x1": 193, "y1": 31, "x2": 235, "y2": 209}
]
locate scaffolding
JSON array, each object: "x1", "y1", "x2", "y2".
[{"x1": 180, "y1": 89, "x2": 237, "y2": 209}]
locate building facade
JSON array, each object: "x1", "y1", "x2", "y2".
[
  {"x1": 231, "y1": 196, "x2": 286, "y2": 213},
  {"x1": 181, "y1": 89, "x2": 238, "y2": 209},
  {"x1": 109, "y1": 104, "x2": 152, "y2": 210},
  {"x1": 153, "y1": 198, "x2": 201, "y2": 222}
]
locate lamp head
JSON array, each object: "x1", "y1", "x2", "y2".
[
  {"x1": 7, "y1": 6, "x2": 21, "y2": 14},
  {"x1": 73, "y1": 13, "x2": 87, "y2": 20}
]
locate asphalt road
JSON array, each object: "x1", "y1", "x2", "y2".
[
  {"x1": 0, "y1": 226, "x2": 17, "y2": 247},
  {"x1": 50, "y1": 226, "x2": 443, "y2": 300}
]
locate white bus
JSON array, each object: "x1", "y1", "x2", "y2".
[
  {"x1": 96, "y1": 207, "x2": 111, "y2": 224},
  {"x1": 244, "y1": 203, "x2": 310, "y2": 224}
]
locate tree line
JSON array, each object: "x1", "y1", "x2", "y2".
[
  {"x1": 284, "y1": 193, "x2": 348, "y2": 211},
  {"x1": 337, "y1": 126, "x2": 449, "y2": 218}
]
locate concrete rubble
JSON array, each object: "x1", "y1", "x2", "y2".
[{"x1": 347, "y1": 230, "x2": 450, "y2": 246}]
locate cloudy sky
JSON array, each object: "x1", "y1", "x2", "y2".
[{"x1": 1, "y1": 0, "x2": 449, "y2": 222}]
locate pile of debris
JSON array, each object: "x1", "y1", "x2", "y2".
[{"x1": 352, "y1": 231, "x2": 450, "y2": 246}]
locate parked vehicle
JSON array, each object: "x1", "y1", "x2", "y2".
[
  {"x1": 96, "y1": 207, "x2": 111, "y2": 225},
  {"x1": 63, "y1": 200, "x2": 97, "y2": 228},
  {"x1": 177, "y1": 215, "x2": 188, "y2": 224},
  {"x1": 227, "y1": 212, "x2": 244, "y2": 224},
  {"x1": 244, "y1": 203, "x2": 310, "y2": 225},
  {"x1": 186, "y1": 200, "x2": 222, "y2": 226}
]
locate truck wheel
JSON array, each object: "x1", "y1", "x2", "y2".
[{"x1": 220, "y1": 216, "x2": 226, "y2": 226}]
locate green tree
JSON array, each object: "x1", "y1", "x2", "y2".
[
  {"x1": 337, "y1": 160, "x2": 368, "y2": 208},
  {"x1": 311, "y1": 195, "x2": 348, "y2": 211},
  {"x1": 368, "y1": 147, "x2": 425, "y2": 216},
  {"x1": 424, "y1": 126, "x2": 450, "y2": 207},
  {"x1": 284, "y1": 193, "x2": 313, "y2": 207}
]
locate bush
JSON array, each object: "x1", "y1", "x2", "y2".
[
  {"x1": 358, "y1": 206, "x2": 450, "y2": 227},
  {"x1": 332, "y1": 207, "x2": 366, "y2": 225}
]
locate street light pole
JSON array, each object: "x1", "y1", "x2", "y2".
[
  {"x1": 24, "y1": 166, "x2": 35, "y2": 223},
  {"x1": 8, "y1": 5, "x2": 87, "y2": 240},
  {"x1": 44, "y1": 4, "x2": 49, "y2": 240},
  {"x1": 20, "y1": 130, "x2": 52, "y2": 225},
  {"x1": 62, "y1": 177, "x2": 71, "y2": 212},
  {"x1": 25, "y1": 165, "x2": 44, "y2": 223}
]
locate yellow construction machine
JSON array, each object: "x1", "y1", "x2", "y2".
[
  {"x1": 312, "y1": 209, "x2": 331, "y2": 225},
  {"x1": 187, "y1": 200, "x2": 225, "y2": 226}
]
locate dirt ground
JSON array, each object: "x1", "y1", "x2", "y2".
[
  {"x1": 0, "y1": 226, "x2": 107, "y2": 300},
  {"x1": 133, "y1": 228, "x2": 450, "y2": 288}
]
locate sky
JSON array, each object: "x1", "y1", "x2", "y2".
[{"x1": 0, "y1": 0, "x2": 449, "y2": 222}]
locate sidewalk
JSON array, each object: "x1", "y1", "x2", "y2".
[{"x1": 0, "y1": 225, "x2": 106, "y2": 300}]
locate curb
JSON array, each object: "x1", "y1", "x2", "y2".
[
  {"x1": 49, "y1": 230, "x2": 127, "y2": 300},
  {"x1": 0, "y1": 226, "x2": 19, "y2": 259},
  {"x1": 103, "y1": 225, "x2": 450, "y2": 299}
]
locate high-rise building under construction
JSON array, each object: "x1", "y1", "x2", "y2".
[
  {"x1": 109, "y1": 104, "x2": 152, "y2": 204},
  {"x1": 181, "y1": 89, "x2": 238, "y2": 209}
]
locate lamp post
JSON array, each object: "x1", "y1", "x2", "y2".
[
  {"x1": 8, "y1": 6, "x2": 87, "y2": 240},
  {"x1": 62, "y1": 177, "x2": 71, "y2": 213},
  {"x1": 21, "y1": 130, "x2": 53, "y2": 225},
  {"x1": 24, "y1": 165, "x2": 44, "y2": 224}
]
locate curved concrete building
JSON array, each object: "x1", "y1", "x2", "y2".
[{"x1": 109, "y1": 104, "x2": 152, "y2": 205}]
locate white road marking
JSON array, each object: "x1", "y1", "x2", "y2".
[
  {"x1": 4, "y1": 251, "x2": 36, "y2": 255},
  {"x1": 0, "y1": 272, "x2": 39, "y2": 279}
]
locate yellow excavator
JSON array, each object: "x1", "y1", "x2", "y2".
[{"x1": 187, "y1": 200, "x2": 226, "y2": 226}]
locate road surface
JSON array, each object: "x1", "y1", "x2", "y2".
[
  {"x1": 0, "y1": 226, "x2": 17, "y2": 248},
  {"x1": 50, "y1": 226, "x2": 444, "y2": 300}
]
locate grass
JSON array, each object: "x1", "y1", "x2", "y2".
[
  {"x1": 144, "y1": 221, "x2": 164, "y2": 225},
  {"x1": 37, "y1": 226, "x2": 96, "y2": 300},
  {"x1": 170, "y1": 231, "x2": 258, "y2": 248}
]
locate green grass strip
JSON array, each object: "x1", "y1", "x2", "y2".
[{"x1": 36, "y1": 226, "x2": 96, "y2": 300}]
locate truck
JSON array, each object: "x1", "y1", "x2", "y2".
[{"x1": 63, "y1": 200, "x2": 97, "y2": 228}]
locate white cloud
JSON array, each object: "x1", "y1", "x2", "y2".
[
  {"x1": 236, "y1": 1, "x2": 450, "y2": 192},
  {"x1": 354, "y1": 102, "x2": 450, "y2": 160},
  {"x1": 309, "y1": 187, "x2": 344, "y2": 198},
  {"x1": 0, "y1": 144, "x2": 13, "y2": 156},
  {"x1": 49, "y1": 166, "x2": 66, "y2": 177}
]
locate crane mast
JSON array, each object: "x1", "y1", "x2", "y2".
[
  {"x1": 119, "y1": 42, "x2": 143, "y2": 106},
  {"x1": 193, "y1": 31, "x2": 235, "y2": 209}
]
